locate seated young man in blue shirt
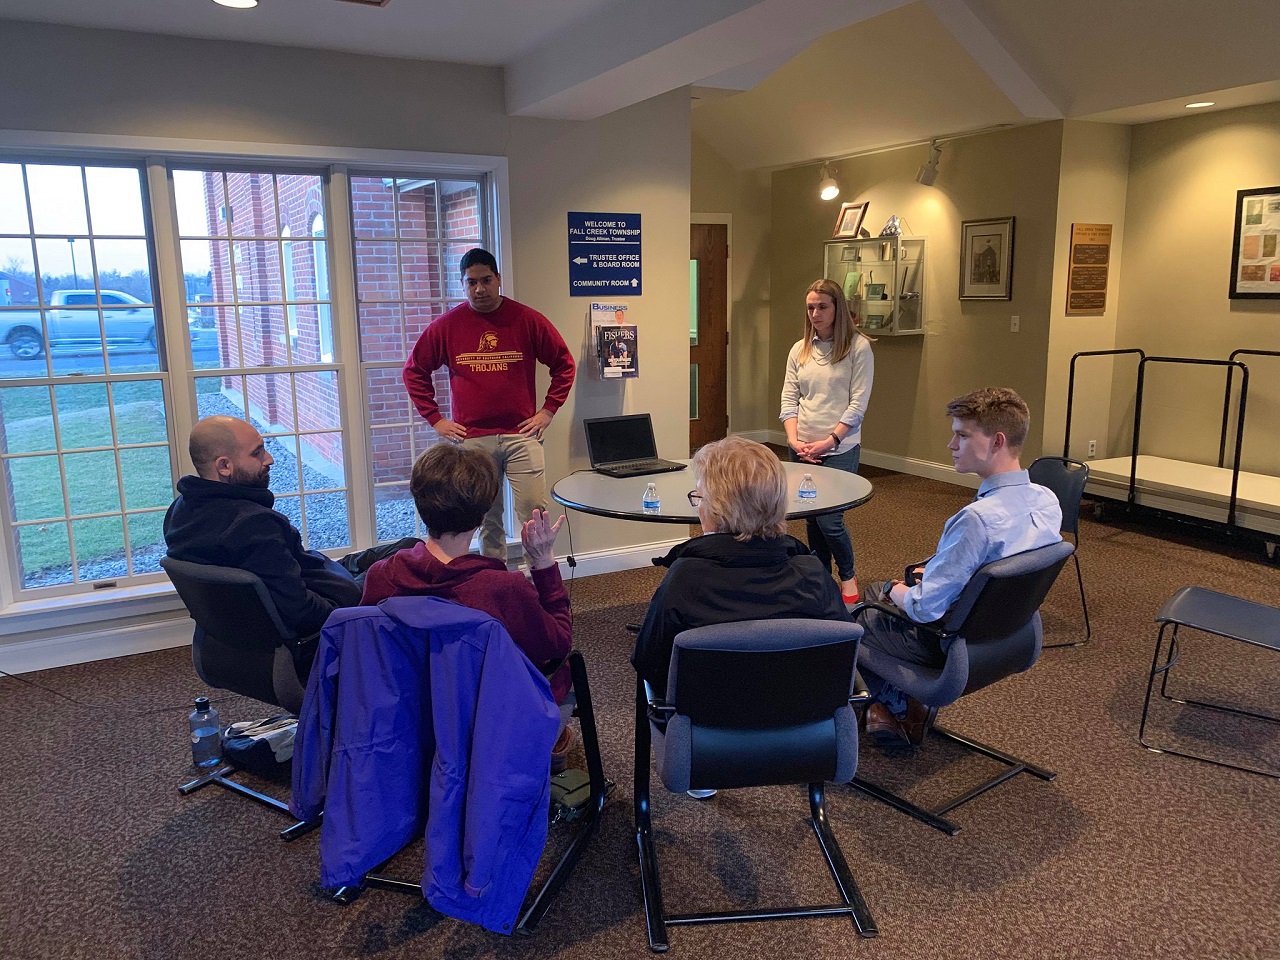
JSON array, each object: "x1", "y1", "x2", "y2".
[{"x1": 861, "y1": 387, "x2": 1062, "y2": 748}]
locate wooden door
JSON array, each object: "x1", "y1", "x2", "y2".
[{"x1": 690, "y1": 223, "x2": 728, "y2": 453}]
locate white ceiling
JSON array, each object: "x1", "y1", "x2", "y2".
[{"x1": 2, "y1": 0, "x2": 1279, "y2": 170}]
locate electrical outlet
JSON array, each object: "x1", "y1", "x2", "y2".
[
  {"x1": 1088, "y1": 439, "x2": 1097, "y2": 458},
  {"x1": 1010, "y1": 315, "x2": 1020, "y2": 333}
]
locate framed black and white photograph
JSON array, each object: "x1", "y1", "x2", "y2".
[
  {"x1": 959, "y1": 217, "x2": 1015, "y2": 300},
  {"x1": 1229, "y1": 186, "x2": 1280, "y2": 298},
  {"x1": 832, "y1": 201, "x2": 870, "y2": 239}
]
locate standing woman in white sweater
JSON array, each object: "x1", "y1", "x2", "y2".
[{"x1": 780, "y1": 278, "x2": 874, "y2": 604}]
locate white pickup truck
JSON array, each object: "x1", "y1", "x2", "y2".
[{"x1": 0, "y1": 290, "x2": 158, "y2": 359}]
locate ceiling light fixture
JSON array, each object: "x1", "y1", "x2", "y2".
[
  {"x1": 915, "y1": 140, "x2": 943, "y2": 187},
  {"x1": 818, "y1": 163, "x2": 840, "y2": 201},
  {"x1": 213, "y1": 0, "x2": 258, "y2": 7},
  {"x1": 1185, "y1": 101, "x2": 1215, "y2": 109}
]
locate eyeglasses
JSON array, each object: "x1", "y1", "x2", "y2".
[{"x1": 687, "y1": 490, "x2": 703, "y2": 507}]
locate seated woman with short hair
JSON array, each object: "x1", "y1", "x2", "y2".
[
  {"x1": 360, "y1": 444, "x2": 571, "y2": 706},
  {"x1": 630, "y1": 435, "x2": 850, "y2": 701}
]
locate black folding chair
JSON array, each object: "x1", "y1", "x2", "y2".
[{"x1": 1028, "y1": 456, "x2": 1091, "y2": 647}]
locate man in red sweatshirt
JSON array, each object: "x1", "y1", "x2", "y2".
[{"x1": 403, "y1": 248, "x2": 576, "y2": 563}]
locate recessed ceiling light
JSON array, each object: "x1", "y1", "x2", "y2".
[
  {"x1": 213, "y1": 0, "x2": 258, "y2": 8},
  {"x1": 1185, "y1": 101, "x2": 1215, "y2": 109}
]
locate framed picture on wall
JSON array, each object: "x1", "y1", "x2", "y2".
[
  {"x1": 959, "y1": 217, "x2": 1015, "y2": 300},
  {"x1": 1229, "y1": 186, "x2": 1280, "y2": 299},
  {"x1": 832, "y1": 201, "x2": 870, "y2": 239}
]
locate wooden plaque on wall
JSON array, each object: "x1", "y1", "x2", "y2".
[{"x1": 1066, "y1": 223, "x2": 1113, "y2": 316}]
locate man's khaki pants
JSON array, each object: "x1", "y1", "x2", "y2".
[{"x1": 461, "y1": 433, "x2": 548, "y2": 562}]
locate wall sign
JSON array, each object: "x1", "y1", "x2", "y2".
[
  {"x1": 568, "y1": 212, "x2": 642, "y2": 296},
  {"x1": 1066, "y1": 222, "x2": 1112, "y2": 315}
]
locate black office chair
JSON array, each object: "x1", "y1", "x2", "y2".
[
  {"x1": 160, "y1": 556, "x2": 318, "y2": 841},
  {"x1": 850, "y1": 541, "x2": 1075, "y2": 835},
  {"x1": 1028, "y1": 456, "x2": 1092, "y2": 647},
  {"x1": 635, "y1": 618, "x2": 878, "y2": 953}
]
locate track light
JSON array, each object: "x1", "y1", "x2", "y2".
[
  {"x1": 915, "y1": 140, "x2": 943, "y2": 187},
  {"x1": 818, "y1": 163, "x2": 840, "y2": 201}
]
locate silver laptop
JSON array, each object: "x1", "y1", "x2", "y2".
[{"x1": 584, "y1": 414, "x2": 686, "y2": 478}]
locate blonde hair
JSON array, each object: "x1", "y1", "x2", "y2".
[
  {"x1": 798, "y1": 278, "x2": 871, "y2": 365},
  {"x1": 691, "y1": 436, "x2": 787, "y2": 542}
]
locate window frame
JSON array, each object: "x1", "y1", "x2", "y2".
[{"x1": 0, "y1": 133, "x2": 508, "y2": 623}]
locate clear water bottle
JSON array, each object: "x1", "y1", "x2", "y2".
[
  {"x1": 798, "y1": 473, "x2": 818, "y2": 500},
  {"x1": 189, "y1": 696, "x2": 222, "y2": 769},
  {"x1": 642, "y1": 482, "x2": 661, "y2": 513}
]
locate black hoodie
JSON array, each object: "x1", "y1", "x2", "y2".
[
  {"x1": 164, "y1": 475, "x2": 361, "y2": 637},
  {"x1": 630, "y1": 533, "x2": 849, "y2": 697}
]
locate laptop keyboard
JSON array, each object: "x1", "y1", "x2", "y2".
[{"x1": 602, "y1": 458, "x2": 684, "y2": 477}]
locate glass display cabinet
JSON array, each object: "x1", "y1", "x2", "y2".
[{"x1": 823, "y1": 234, "x2": 925, "y2": 337}]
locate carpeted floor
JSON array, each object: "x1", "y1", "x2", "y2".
[{"x1": 1, "y1": 466, "x2": 1278, "y2": 960}]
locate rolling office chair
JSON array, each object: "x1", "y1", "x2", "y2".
[
  {"x1": 850, "y1": 541, "x2": 1075, "y2": 835},
  {"x1": 1028, "y1": 456, "x2": 1092, "y2": 647},
  {"x1": 160, "y1": 556, "x2": 318, "y2": 841},
  {"x1": 635, "y1": 618, "x2": 878, "y2": 953}
]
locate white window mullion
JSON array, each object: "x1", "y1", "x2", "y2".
[
  {"x1": 146, "y1": 158, "x2": 194, "y2": 476},
  {"x1": 327, "y1": 166, "x2": 374, "y2": 551}
]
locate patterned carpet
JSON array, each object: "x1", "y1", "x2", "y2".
[{"x1": 1, "y1": 465, "x2": 1277, "y2": 960}]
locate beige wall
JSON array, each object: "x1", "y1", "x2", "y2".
[
  {"x1": 690, "y1": 133, "x2": 774, "y2": 436},
  {"x1": 1044, "y1": 120, "x2": 1131, "y2": 459},
  {"x1": 0, "y1": 20, "x2": 693, "y2": 566},
  {"x1": 770, "y1": 123, "x2": 1064, "y2": 467},
  {"x1": 1116, "y1": 101, "x2": 1280, "y2": 474}
]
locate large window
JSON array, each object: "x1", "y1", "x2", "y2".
[
  {"x1": 0, "y1": 156, "x2": 491, "y2": 602},
  {"x1": 351, "y1": 176, "x2": 485, "y2": 541},
  {"x1": 173, "y1": 168, "x2": 349, "y2": 550},
  {"x1": 0, "y1": 161, "x2": 173, "y2": 592}
]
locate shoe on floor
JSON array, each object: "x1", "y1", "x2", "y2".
[
  {"x1": 686, "y1": 789, "x2": 718, "y2": 799},
  {"x1": 865, "y1": 702, "x2": 910, "y2": 751},
  {"x1": 902, "y1": 696, "x2": 937, "y2": 746},
  {"x1": 550, "y1": 726, "x2": 575, "y2": 775}
]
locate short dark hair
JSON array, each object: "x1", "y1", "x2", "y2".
[
  {"x1": 410, "y1": 444, "x2": 500, "y2": 538},
  {"x1": 459, "y1": 247, "x2": 499, "y2": 277},
  {"x1": 945, "y1": 387, "x2": 1030, "y2": 448}
]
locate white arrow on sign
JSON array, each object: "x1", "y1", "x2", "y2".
[
  {"x1": 631, "y1": 278, "x2": 639, "y2": 287},
  {"x1": 572, "y1": 256, "x2": 589, "y2": 265}
]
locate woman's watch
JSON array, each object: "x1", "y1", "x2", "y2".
[{"x1": 829, "y1": 432, "x2": 841, "y2": 447}]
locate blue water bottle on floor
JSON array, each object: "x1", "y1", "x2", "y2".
[{"x1": 189, "y1": 696, "x2": 222, "y2": 769}]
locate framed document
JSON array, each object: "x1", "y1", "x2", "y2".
[{"x1": 1230, "y1": 186, "x2": 1280, "y2": 298}]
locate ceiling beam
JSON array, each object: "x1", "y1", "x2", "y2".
[
  {"x1": 505, "y1": 0, "x2": 908, "y2": 120},
  {"x1": 923, "y1": 0, "x2": 1062, "y2": 119}
]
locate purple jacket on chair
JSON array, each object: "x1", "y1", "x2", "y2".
[{"x1": 290, "y1": 596, "x2": 560, "y2": 934}]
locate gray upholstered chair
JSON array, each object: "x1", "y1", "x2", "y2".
[
  {"x1": 161, "y1": 556, "x2": 317, "y2": 840},
  {"x1": 851, "y1": 540, "x2": 1075, "y2": 835},
  {"x1": 1028, "y1": 456, "x2": 1092, "y2": 646},
  {"x1": 635, "y1": 618, "x2": 878, "y2": 952}
]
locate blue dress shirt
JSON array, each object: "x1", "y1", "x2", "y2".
[{"x1": 900, "y1": 469, "x2": 1062, "y2": 623}]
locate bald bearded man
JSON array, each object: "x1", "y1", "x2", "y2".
[{"x1": 164, "y1": 416, "x2": 416, "y2": 662}]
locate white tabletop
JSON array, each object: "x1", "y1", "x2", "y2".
[{"x1": 551, "y1": 460, "x2": 873, "y2": 524}]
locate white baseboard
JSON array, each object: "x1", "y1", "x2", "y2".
[
  {"x1": 859, "y1": 449, "x2": 979, "y2": 490},
  {"x1": 0, "y1": 616, "x2": 193, "y2": 675},
  {"x1": 557, "y1": 536, "x2": 687, "y2": 579}
]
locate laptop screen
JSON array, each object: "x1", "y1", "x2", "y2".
[{"x1": 584, "y1": 414, "x2": 659, "y2": 466}]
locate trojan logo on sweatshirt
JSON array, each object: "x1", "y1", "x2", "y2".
[{"x1": 456, "y1": 331, "x2": 525, "y2": 372}]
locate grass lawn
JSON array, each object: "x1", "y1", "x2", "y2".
[{"x1": 5, "y1": 398, "x2": 172, "y2": 574}]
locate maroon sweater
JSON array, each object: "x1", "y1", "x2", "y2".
[
  {"x1": 360, "y1": 544, "x2": 572, "y2": 702},
  {"x1": 403, "y1": 296, "x2": 576, "y2": 435}
]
